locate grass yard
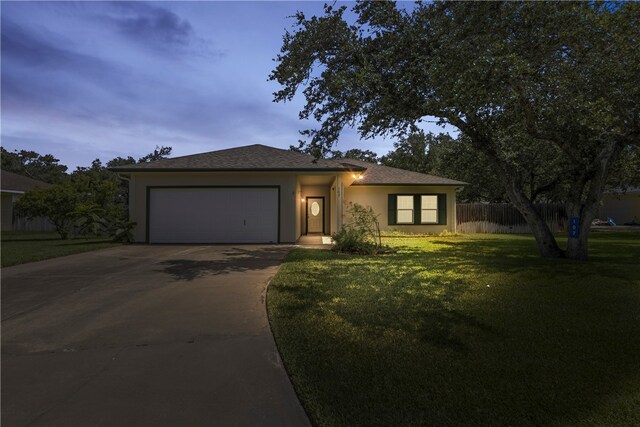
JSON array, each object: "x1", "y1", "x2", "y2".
[
  {"x1": 1, "y1": 232, "x2": 119, "y2": 268},
  {"x1": 268, "y1": 231, "x2": 640, "y2": 426}
]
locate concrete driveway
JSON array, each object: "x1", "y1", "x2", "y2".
[{"x1": 1, "y1": 245, "x2": 310, "y2": 427}]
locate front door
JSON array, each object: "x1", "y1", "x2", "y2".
[{"x1": 307, "y1": 197, "x2": 324, "y2": 233}]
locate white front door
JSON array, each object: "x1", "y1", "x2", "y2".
[{"x1": 307, "y1": 197, "x2": 324, "y2": 233}]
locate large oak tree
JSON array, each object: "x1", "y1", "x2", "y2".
[{"x1": 270, "y1": 1, "x2": 639, "y2": 260}]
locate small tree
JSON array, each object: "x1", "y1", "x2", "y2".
[
  {"x1": 333, "y1": 203, "x2": 383, "y2": 253},
  {"x1": 14, "y1": 185, "x2": 79, "y2": 239}
]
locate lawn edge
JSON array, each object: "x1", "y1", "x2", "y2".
[{"x1": 265, "y1": 249, "x2": 317, "y2": 427}]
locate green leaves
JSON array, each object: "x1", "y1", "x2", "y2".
[
  {"x1": 14, "y1": 185, "x2": 79, "y2": 239},
  {"x1": 0, "y1": 147, "x2": 68, "y2": 184},
  {"x1": 333, "y1": 203, "x2": 384, "y2": 253}
]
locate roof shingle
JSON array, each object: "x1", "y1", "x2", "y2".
[
  {"x1": 110, "y1": 144, "x2": 364, "y2": 172},
  {"x1": 109, "y1": 144, "x2": 465, "y2": 186},
  {"x1": 340, "y1": 159, "x2": 466, "y2": 186},
  {"x1": 1, "y1": 170, "x2": 51, "y2": 193}
]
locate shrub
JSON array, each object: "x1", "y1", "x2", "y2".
[
  {"x1": 111, "y1": 220, "x2": 137, "y2": 243},
  {"x1": 332, "y1": 203, "x2": 390, "y2": 254},
  {"x1": 14, "y1": 185, "x2": 79, "y2": 239},
  {"x1": 332, "y1": 227, "x2": 377, "y2": 254}
]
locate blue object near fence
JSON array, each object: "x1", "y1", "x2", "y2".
[{"x1": 569, "y1": 216, "x2": 580, "y2": 238}]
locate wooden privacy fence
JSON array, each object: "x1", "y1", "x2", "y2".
[
  {"x1": 12, "y1": 216, "x2": 56, "y2": 232},
  {"x1": 456, "y1": 203, "x2": 567, "y2": 234}
]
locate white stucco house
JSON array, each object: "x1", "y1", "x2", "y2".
[{"x1": 110, "y1": 144, "x2": 466, "y2": 243}]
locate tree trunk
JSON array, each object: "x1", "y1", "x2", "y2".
[
  {"x1": 565, "y1": 202, "x2": 598, "y2": 261},
  {"x1": 497, "y1": 164, "x2": 565, "y2": 258},
  {"x1": 464, "y1": 129, "x2": 565, "y2": 258},
  {"x1": 564, "y1": 140, "x2": 622, "y2": 261},
  {"x1": 509, "y1": 190, "x2": 565, "y2": 258}
]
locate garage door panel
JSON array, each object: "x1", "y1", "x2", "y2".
[{"x1": 149, "y1": 188, "x2": 278, "y2": 243}]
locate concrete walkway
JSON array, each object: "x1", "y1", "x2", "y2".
[
  {"x1": 1, "y1": 245, "x2": 310, "y2": 427},
  {"x1": 296, "y1": 234, "x2": 333, "y2": 246}
]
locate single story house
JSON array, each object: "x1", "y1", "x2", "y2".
[
  {"x1": 598, "y1": 188, "x2": 640, "y2": 225},
  {"x1": 111, "y1": 144, "x2": 466, "y2": 243},
  {"x1": 1, "y1": 170, "x2": 51, "y2": 231}
]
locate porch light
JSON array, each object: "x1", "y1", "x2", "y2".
[{"x1": 301, "y1": 198, "x2": 306, "y2": 202}]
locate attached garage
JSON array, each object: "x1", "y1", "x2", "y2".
[
  {"x1": 110, "y1": 145, "x2": 465, "y2": 243},
  {"x1": 148, "y1": 187, "x2": 279, "y2": 243}
]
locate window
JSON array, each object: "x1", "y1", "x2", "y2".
[
  {"x1": 421, "y1": 195, "x2": 438, "y2": 223},
  {"x1": 396, "y1": 195, "x2": 414, "y2": 224},
  {"x1": 388, "y1": 194, "x2": 446, "y2": 225}
]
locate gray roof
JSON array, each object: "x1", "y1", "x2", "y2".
[
  {"x1": 110, "y1": 144, "x2": 365, "y2": 172},
  {"x1": 110, "y1": 144, "x2": 465, "y2": 186},
  {"x1": 1, "y1": 170, "x2": 51, "y2": 193},
  {"x1": 339, "y1": 159, "x2": 467, "y2": 186}
]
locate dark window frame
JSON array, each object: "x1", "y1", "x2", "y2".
[{"x1": 388, "y1": 193, "x2": 447, "y2": 226}]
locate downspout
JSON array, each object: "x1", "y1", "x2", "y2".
[
  {"x1": 116, "y1": 173, "x2": 134, "y2": 224},
  {"x1": 453, "y1": 186, "x2": 463, "y2": 233},
  {"x1": 336, "y1": 175, "x2": 343, "y2": 230}
]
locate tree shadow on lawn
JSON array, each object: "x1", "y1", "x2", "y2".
[
  {"x1": 157, "y1": 246, "x2": 290, "y2": 281},
  {"x1": 270, "y1": 245, "x2": 640, "y2": 425},
  {"x1": 272, "y1": 247, "x2": 501, "y2": 352}
]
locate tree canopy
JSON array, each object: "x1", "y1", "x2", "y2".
[
  {"x1": 1, "y1": 147, "x2": 68, "y2": 183},
  {"x1": 10, "y1": 146, "x2": 172, "y2": 240},
  {"x1": 271, "y1": 1, "x2": 640, "y2": 260}
]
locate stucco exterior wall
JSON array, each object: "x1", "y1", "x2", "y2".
[
  {"x1": 295, "y1": 179, "x2": 301, "y2": 239},
  {"x1": 128, "y1": 172, "x2": 298, "y2": 243},
  {"x1": 343, "y1": 185, "x2": 459, "y2": 233}
]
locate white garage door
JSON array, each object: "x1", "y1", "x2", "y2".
[{"x1": 148, "y1": 187, "x2": 279, "y2": 243}]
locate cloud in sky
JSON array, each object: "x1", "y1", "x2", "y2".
[
  {"x1": 1, "y1": 1, "x2": 448, "y2": 170},
  {"x1": 108, "y1": 2, "x2": 194, "y2": 47}
]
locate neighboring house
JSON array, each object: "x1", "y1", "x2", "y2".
[
  {"x1": 110, "y1": 144, "x2": 466, "y2": 243},
  {"x1": 598, "y1": 188, "x2": 640, "y2": 225},
  {"x1": 1, "y1": 170, "x2": 51, "y2": 231}
]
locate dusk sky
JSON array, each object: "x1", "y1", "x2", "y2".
[{"x1": 2, "y1": 1, "x2": 448, "y2": 170}]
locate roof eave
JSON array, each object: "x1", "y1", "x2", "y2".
[
  {"x1": 351, "y1": 182, "x2": 467, "y2": 186},
  {"x1": 108, "y1": 167, "x2": 367, "y2": 173}
]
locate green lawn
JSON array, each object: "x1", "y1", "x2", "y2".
[
  {"x1": 268, "y1": 232, "x2": 640, "y2": 426},
  {"x1": 1, "y1": 232, "x2": 119, "y2": 268}
]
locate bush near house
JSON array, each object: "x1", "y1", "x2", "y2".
[{"x1": 332, "y1": 203, "x2": 388, "y2": 254}]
